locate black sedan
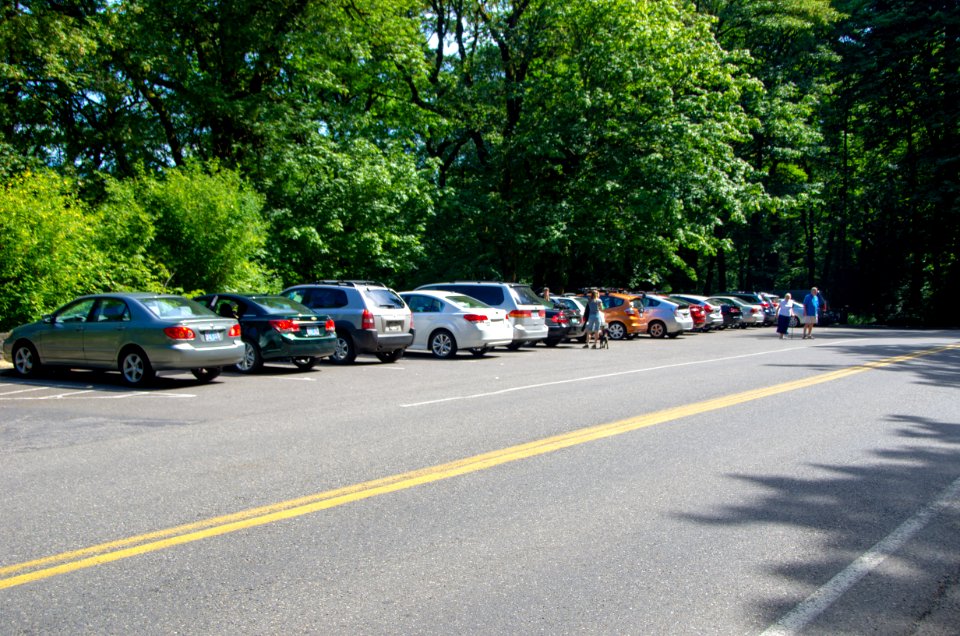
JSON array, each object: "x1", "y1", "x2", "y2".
[
  {"x1": 707, "y1": 298, "x2": 745, "y2": 329},
  {"x1": 194, "y1": 294, "x2": 337, "y2": 372}
]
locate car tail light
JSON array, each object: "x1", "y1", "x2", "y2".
[
  {"x1": 361, "y1": 309, "x2": 375, "y2": 330},
  {"x1": 750, "y1": 308, "x2": 759, "y2": 314},
  {"x1": 269, "y1": 319, "x2": 299, "y2": 334},
  {"x1": 538, "y1": 309, "x2": 545, "y2": 318},
  {"x1": 550, "y1": 313, "x2": 568, "y2": 324},
  {"x1": 508, "y1": 310, "x2": 532, "y2": 319},
  {"x1": 463, "y1": 313, "x2": 489, "y2": 323},
  {"x1": 325, "y1": 318, "x2": 335, "y2": 332},
  {"x1": 164, "y1": 326, "x2": 196, "y2": 340},
  {"x1": 228, "y1": 323, "x2": 241, "y2": 337}
]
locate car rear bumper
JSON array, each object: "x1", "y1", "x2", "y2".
[
  {"x1": 269, "y1": 335, "x2": 337, "y2": 360},
  {"x1": 150, "y1": 341, "x2": 245, "y2": 370},
  {"x1": 354, "y1": 329, "x2": 415, "y2": 353}
]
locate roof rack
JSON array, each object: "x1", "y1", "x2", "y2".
[{"x1": 312, "y1": 280, "x2": 386, "y2": 287}]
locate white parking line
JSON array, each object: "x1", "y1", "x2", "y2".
[
  {"x1": 760, "y1": 475, "x2": 960, "y2": 635},
  {"x1": 400, "y1": 340, "x2": 859, "y2": 407},
  {"x1": 0, "y1": 386, "x2": 46, "y2": 396}
]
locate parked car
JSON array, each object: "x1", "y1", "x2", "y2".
[
  {"x1": 720, "y1": 291, "x2": 775, "y2": 325},
  {"x1": 550, "y1": 295, "x2": 588, "y2": 342},
  {"x1": 670, "y1": 294, "x2": 724, "y2": 330},
  {"x1": 575, "y1": 291, "x2": 645, "y2": 340},
  {"x1": 709, "y1": 296, "x2": 763, "y2": 326},
  {"x1": 709, "y1": 299, "x2": 744, "y2": 329},
  {"x1": 641, "y1": 294, "x2": 693, "y2": 337},
  {"x1": 678, "y1": 300, "x2": 706, "y2": 331},
  {"x1": 194, "y1": 293, "x2": 336, "y2": 372},
  {"x1": 399, "y1": 290, "x2": 513, "y2": 358},
  {"x1": 414, "y1": 282, "x2": 548, "y2": 349},
  {"x1": 281, "y1": 281, "x2": 414, "y2": 364},
  {"x1": 2, "y1": 293, "x2": 243, "y2": 386}
]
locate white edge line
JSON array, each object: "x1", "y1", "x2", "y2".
[
  {"x1": 759, "y1": 475, "x2": 960, "y2": 636},
  {"x1": 400, "y1": 340, "x2": 861, "y2": 408}
]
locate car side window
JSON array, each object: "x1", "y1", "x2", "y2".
[
  {"x1": 405, "y1": 295, "x2": 429, "y2": 313},
  {"x1": 94, "y1": 299, "x2": 130, "y2": 322},
  {"x1": 608, "y1": 297, "x2": 624, "y2": 309},
  {"x1": 57, "y1": 299, "x2": 97, "y2": 323},
  {"x1": 308, "y1": 289, "x2": 348, "y2": 309}
]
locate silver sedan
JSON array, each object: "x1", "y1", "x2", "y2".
[{"x1": 2, "y1": 293, "x2": 244, "y2": 386}]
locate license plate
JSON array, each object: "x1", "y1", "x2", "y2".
[
  {"x1": 202, "y1": 331, "x2": 223, "y2": 342},
  {"x1": 385, "y1": 321, "x2": 402, "y2": 333},
  {"x1": 306, "y1": 326, "x2": 320, "y2": 336}
]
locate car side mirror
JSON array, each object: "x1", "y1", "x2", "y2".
[{"x1": 42, "y1": 314, "x2": 54, "y2": 324}]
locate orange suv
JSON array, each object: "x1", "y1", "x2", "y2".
[{"x1": 578, "y1": 291, "x2": 645, "y2": 340}]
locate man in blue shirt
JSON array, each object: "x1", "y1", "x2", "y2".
[{"x1": 802, "y1": 287, "x2": 820, "y2": 339}]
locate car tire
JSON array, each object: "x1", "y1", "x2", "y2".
[
  {"x1": 191, "y1": 367, "x2": 221, "y2": 383},
  {"x1": 667, "y1": 332, "x2": 680, "y2": 339},
  {"x1": 789, "y1": 316, "x2": 800, "y2": 328},
  {"x1": 292, "y1": 357, "x2": 317, "y2": 370},
  {"x1": 330, "y1": 332, "x2": 357, "y2": 364},
  {"x1": 544, "y1": 338, "x2": 561, "y2": 347},
  {"x1": 12, "y1": 341, "x2": 42, "y2": 378},
  {"x1": 119, "y1": 348, "x2": 155, "y2": 387},
  {"x1": 505, "y1": 341, "x2": 524, "y2": 351},
  {"x1": 429, "y1": 330, "x2": 457, "y2": 359},
  {"x1": 469, "y1": 347, "x2": 490, "y2": 357},
  {"x1": 607, "y1": 322, "x2": 627, "y2": 340},
  {"x1": 376, "y1": 349, "x2": 404, "y2": 363},
  {"x1": 236, "y1": 339, "x2": 263, "y2": 373},
  {"x1": 648, "y1": 321, "x2": 667, "y2": 338}
]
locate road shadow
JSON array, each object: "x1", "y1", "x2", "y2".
[{"x1": 677, "y1": 414, "x2": 960, "y2": 632}]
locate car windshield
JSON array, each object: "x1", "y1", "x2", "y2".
[
  {"x1": 141, "y1": 296, "x2": 216, "y2": 319},
  {"x1": 447, "y1": 294, "x2": 491, "y2": 310},
  {"x1": 253, "y1": 296, "x2": 311, "y2": 314},
  {"x1": 367, "y1": 289, "x2": 406, "y2": 309},
  {"x1": 510, "y1": 285, "x2": 542, "y2": 305}
]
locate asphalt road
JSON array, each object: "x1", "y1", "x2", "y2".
[{"x1": 2, "y1": 327, "x2": 959, "y2": 635}]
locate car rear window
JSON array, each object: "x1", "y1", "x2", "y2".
[
  {"x1": 142, "y1": 297, "x2": 215, "y2": 319},
  {"x1": 366, "y1": 288, "x2": 406, "y2": 309},
  {"x1": 447, "y1": 294, "x2": 490, "y2": 309},
  {"x1": 443, "y1": 285, "x2": 504, "y2": 306},
  {"x1": 255, "y1": 296, "x2": 311, "y2": 314},
  {"x1": 509, "y1": 285, "x2": 541, "y2": 306}
]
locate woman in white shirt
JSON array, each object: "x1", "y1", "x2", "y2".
[{"x1": 776, "y1": 293, "x2": 794, "y2": 339}]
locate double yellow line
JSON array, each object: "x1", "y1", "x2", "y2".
[{"x1": 3, "y1": 342, "x2": 957, "y2": 590}]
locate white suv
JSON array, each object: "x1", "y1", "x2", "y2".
[{"x1": 414, "y1": 282, "x2": 548, "y2": 349}]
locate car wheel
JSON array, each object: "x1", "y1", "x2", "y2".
[
  {"x1": 235, "y1": 339, "x2": 263, "y2": 373},
  {"x1": 469, "y1": 347, "x2": 490, "y2": 357},
  {"x1": 505, "y1": 341, "x2": 523, "y2": 351},
  {"x1": 330, "y1": 332, "x2": 357, "y2": 364},
  {"x1": 376, "y1": 349, "x2": 404, "y2": 363},
  {"x1": 544, "y1": 338, "x2": 561, "y2": 347},
  {"x1": 429, "y1": 330, "x2": 457, "y2": 359},
  {"x1": 292, "y1": 357, "x2": 317, "y2": 370},
  {"x1": 607, "y1": 322, "x2": 627, "y2": 340},
  {"x1": 119, "y1": 348, "x2": 155, "y2": 386},
  {"x1": 789, "y1": 316, "x2": 800, "y2": 328},
  {"x1": 648, "y1": 321, "x2": 667, "y2": 338},
  {"x1": 191, "y1": 367, "x2": 221, "y2": 383},
  {"x1": 12, "y1": 341, "x2": 42, "y2": 378}
]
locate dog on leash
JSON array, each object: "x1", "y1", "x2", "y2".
[{"x1": 598, "y1": 327, "x2": 610, "y2": 349}]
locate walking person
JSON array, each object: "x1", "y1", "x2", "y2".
[
  {"x1": 776, "y1": 293, "x2": 795, "y2": 339},
  {"x1": 802, "y1": 287, "x2": 821, "y2": 339},
  {"x1": 583, "y1": 290, "x2": 606, "y2": 349}
]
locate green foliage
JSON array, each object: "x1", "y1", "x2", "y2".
[
  {"x1": 0, "y1": 171, "x2": 101, "y2": 329},
  {"x1": 114, "y1": 162, "x2": 275, "y2": 293},
  {"x1": 265, "y1": 135, "x2": 434, "y2": 287}
]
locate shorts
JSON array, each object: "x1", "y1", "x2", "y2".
[{"x1": 803, "y1": 315, "x2": 818, "y2": 325}]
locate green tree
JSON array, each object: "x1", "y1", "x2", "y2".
[
  {"x1": 108, "y1": 161, "x2": 274, "y2": 293},
  {"x1": 0, "y1": 170, "x2": 101, "y2": 328}
]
